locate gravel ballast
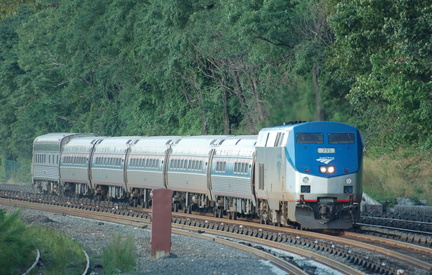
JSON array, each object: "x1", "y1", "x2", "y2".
[{"x1": 0, "y1": 205, "x2": 284, "y2": 274}]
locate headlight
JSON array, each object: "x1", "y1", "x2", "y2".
[{"x1": 320, "y1": 166, "x2": 335, "y2": 174}]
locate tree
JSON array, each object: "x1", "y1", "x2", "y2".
[
  {"x1": 327, "y1": 0, "x2": 432, "y2": 148},
  {"x1": 0, "y1": 0, "x2": 35, "y2": 19},
  {"x1": 0, "y1": 6, "x2": 37, "y2": 160},
  {"x1": 0, "y1": 210, "x2": 34, "y2": 274}
]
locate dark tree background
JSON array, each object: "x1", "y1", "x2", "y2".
[{"x1": 1, "y1": 0, "x2": 431, "y2": 163}]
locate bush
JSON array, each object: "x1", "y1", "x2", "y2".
[
  {"x1": 363, "y1": 149, "x2": 432, "y2": 205},
  {"x1": 0, "y1": 210, "x2": 34, "y2": 275},
  {"x1": 102, "y1": 233, "x2": 137, "y2": 274},
  {"x1": 31, "y1": 226, "x2": 86, "y2": 274},
  {"x1": 0, "y1": 209, "x2": 87, "y2": 274}
]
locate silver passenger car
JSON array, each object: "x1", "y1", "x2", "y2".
[
  {"x1": 60, "y1": 136, "x2": 103, "y2": 196},
  {"x1": 210, "y1": 136, "x2": 257, "y2": 215},
  {"x1": 33, "y1": 133, "x2": 94, "y2": 194},
  {"x1": 91, "y1": 136, "x2": 141, "y2": 199},
  {"x1": 167, "y1": 136, "x2": 218, "y2": 196},
  {"x1": 127, "y1": 136, "x2": 181, "y2": 190}
]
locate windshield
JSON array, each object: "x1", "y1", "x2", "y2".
[
  {"x1": 328, "y1": 133, "x2": 355, "y2": 144},
  {"x1": 296, "y1": 133, "x2": 324, "y2": 144}
]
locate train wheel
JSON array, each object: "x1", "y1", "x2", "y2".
[
  {"x1": 131, "y1": 199, "x2": 138, "y2": 208},
  {"x1": 214, "y1": 208, "x2": 223, "y2": 218},
  {"x1": 228, "y1": 211, "x2": 237, "y2": 220}
]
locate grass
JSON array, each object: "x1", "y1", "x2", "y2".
[
  {"x1": 0, "y1": 209, "x2": 86, "y2": 275},
  {"x1": 0, "y1": 209, "x2": 138, "y2": 274},
  {"x1": 101, "y1": 233, "x2": 138, "y2": 274},
  {"x1": 0, "y1": 210, "x2": 34, "y2": 275},
  {"x1": 363, "y1": 148, "x2": 432, "y2": 206},
  {"x1": 30, "y1": 226, "x2": 87, "y2": 274}
]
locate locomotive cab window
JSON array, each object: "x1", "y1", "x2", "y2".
[
  {"x1": 328, "y1": 133, "x2": 355, "y2": 144},
  {"x1": 296, "y1": 133, "x2": 323, "y2": 144}
]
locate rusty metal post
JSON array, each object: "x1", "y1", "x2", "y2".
[{"x1": 150, "y1": 188, "x2": 173, "y2": 259}]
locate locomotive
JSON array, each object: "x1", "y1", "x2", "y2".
[{"x1": 32, "y1": 121, "x2": 364, "y2": 229}]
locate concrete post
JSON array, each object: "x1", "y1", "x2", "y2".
[{"x1": 150, "y1": 188, "x2": 173, "y2": 259}]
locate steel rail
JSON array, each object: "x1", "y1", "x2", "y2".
[
  {"x1": 23, "y1": 248, "x2": 40, "y2": 275},
  {"x1": 1, "y1": 198, "x2": 357, "y2": 274},
  {"x1": 335, "y1": 232, "x2": 432, "y2": 271},
  {"x1": 175, "y1": 230, "x2": 309, "y2": 275},
  {"x1": 3, "y1": 196, "x2": 431, "y2": 273},
  {"x1": 357, "y1": 222, "x2": 432, "y2": 235},
  {"x1": 174, "y1": 223, "x2": 364, "y2": 275},
  {"x1": 82, "y1": 248, "x2": 90, "y2": 275},
  {"x1": 343, "y1": 231, "x2": 432, "y2": 267}
]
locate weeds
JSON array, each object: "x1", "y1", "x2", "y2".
[
  {"x1": 363, "y1": 149, "x2": 432, "y2": 205},
  {"x1": 0, "y1": 210, "x2": 86, "y2": 275},
  {"x1": 31, "y1": 226, "x2": 86, "y2": 274},
  {"x1": 101, "y1": 233, "x2": 137, "y2": 274},
  {"x1": 0, "y1": 210, "x2": 34, "y2": 275}
]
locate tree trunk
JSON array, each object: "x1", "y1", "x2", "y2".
[{"x1": 313, "y1": 63, "x2": 324, "y2": 121}]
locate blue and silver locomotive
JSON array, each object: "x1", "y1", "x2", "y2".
[{"x1": 33, "y1": 121, "x2": 363, "y2": 229}]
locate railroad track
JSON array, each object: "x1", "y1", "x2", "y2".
[
  {"x1": 357, "y1": 214, "x2": 432, "y2": 248},
  {"x1": 171, "y1": 213, "x2": 432, "y2": 274},
  {"x1": 355, "y1": 222, "x2": 432, "y2": 247},
  {"x1": 361, "y1": 214, "x2": 432, "y2": 233},
  {"x1": 1, "y1": 197, "x2": 351, "y2": 274},
  {"x1": 1, "y1": 184, "x2": 432, "y2": 274}
]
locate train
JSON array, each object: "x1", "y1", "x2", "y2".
[{"x1": 32, "y1": 121, "x2": 364, "y2": 230}]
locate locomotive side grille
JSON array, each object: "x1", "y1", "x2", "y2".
[{"x1": 259, "y1": 164, "x2": 264, "y2": 190}]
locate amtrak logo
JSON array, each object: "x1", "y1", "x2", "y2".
[{"x1": 316, "y1": 157, "x2": 334, "y2": 164}]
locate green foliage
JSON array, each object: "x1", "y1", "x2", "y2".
[
  {"x1": 31, "y1": 226, "x2": 86, "y2": 274},
  {"x1": 0, "y1": 210, "x2": 34, "y2": 275},
  {"x1": 363, "y1": 149, "x2": 432, "y2": 205},
  {"x1": 327, "y1": 0, "x2": 432, "y2": 149},
  {"x1": 0, "y1": 0, "x2": 36, "y2": 19},
  {"x1": 0, "y1": 0, "x2": 341, "y2": 161},
  {"x1": 0, "y1": 209, "x2": 86, "y2": 274},
  {"x1": 102, "y1": 233, "x2": 137, "y2": 274},
  {"x1": 0, "y1": 0, "x2": 431, "y2": 202}
]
